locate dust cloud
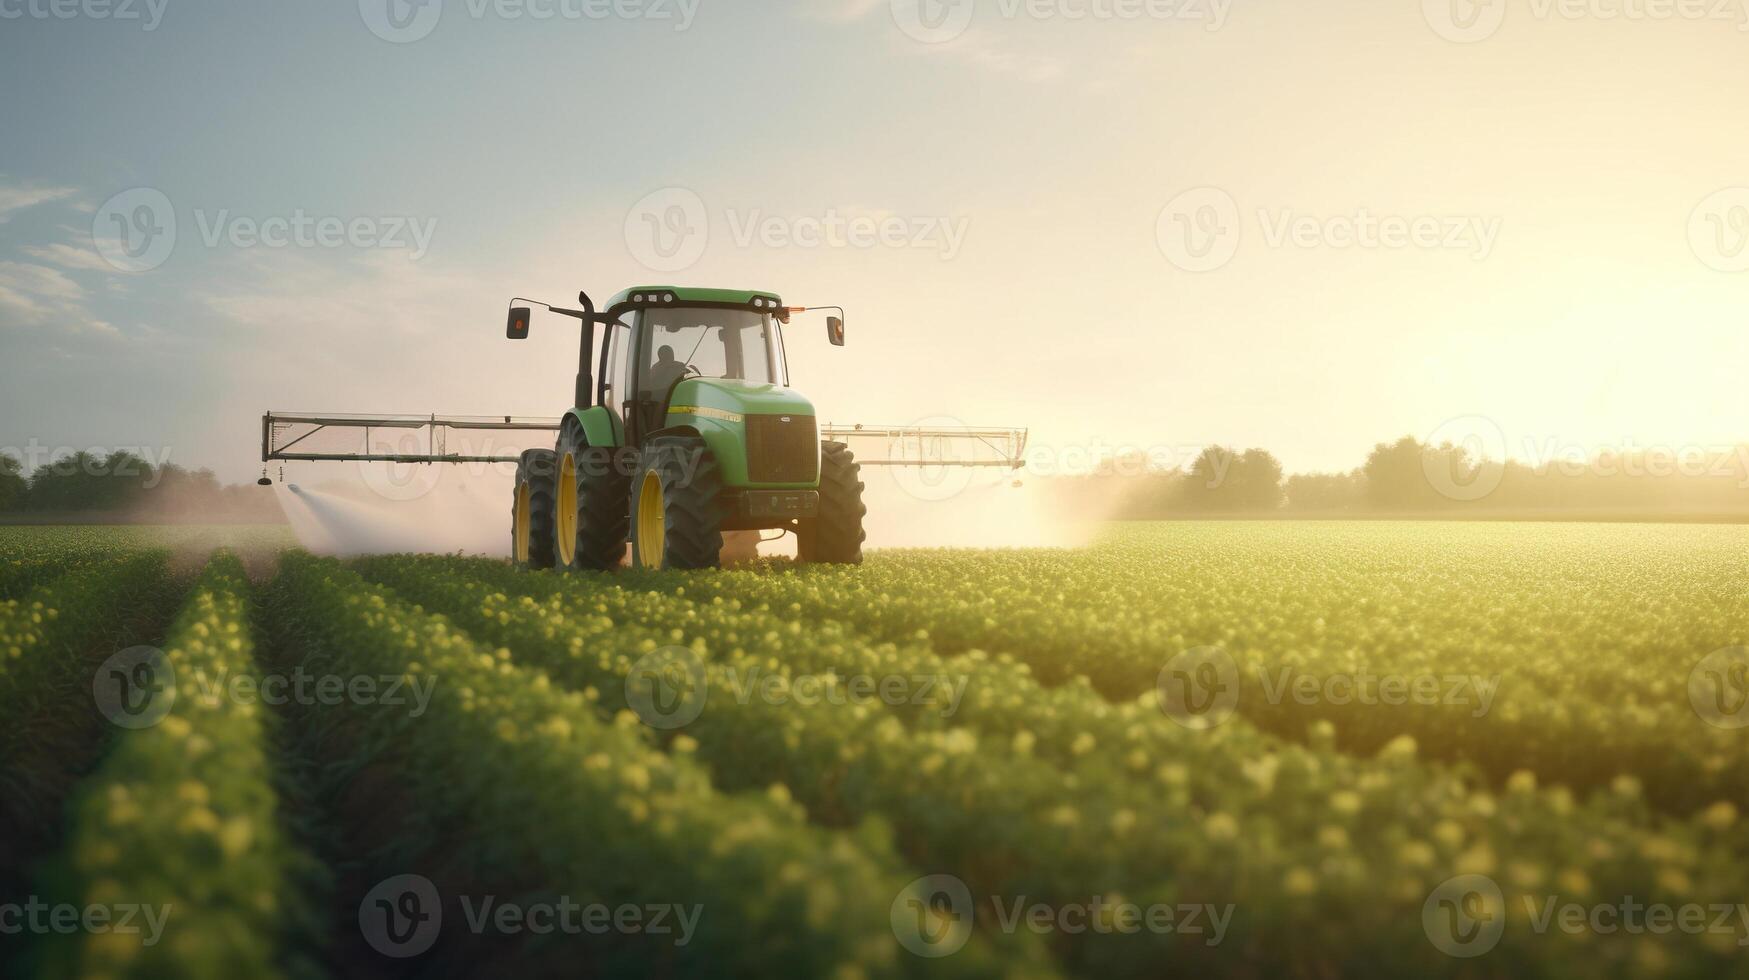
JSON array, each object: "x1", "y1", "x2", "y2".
[{"x1": 276, "y1": 461, "x2": 1097, "y2": 559}]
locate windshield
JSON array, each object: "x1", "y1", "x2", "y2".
[{"x1": 638, "y1": 307, "x2": 785, "y2": 395}]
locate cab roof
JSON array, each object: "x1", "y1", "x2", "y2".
[{"x1": 603, "y1": 286, "x2": 782, "y2": 316}]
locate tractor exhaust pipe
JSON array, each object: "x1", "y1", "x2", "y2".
[{"x1": 575, "y1": 291, "x2": 596, "y2": 411}]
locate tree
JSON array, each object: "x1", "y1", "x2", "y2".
[
  {"x1": 1176, "y1": 446, "x2": 1284, "y2": 512},
  {"x1": 1285, "y1": 470, "x2": 1367, "y2": 511},
  {"x1": 0, "y1": 454, "x2": 24, "y2": 511}
]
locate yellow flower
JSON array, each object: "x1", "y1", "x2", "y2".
[{"x1": 1204, "y1": 812, "x2": 1238, "y2": 841}]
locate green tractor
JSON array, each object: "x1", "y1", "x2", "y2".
[{"x1": 505, "y1": 286, "x2": 866, "y2": 571}]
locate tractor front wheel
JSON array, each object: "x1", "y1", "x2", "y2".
[
  {"x1": 630, "y1": 436, "x2": 725, "y2": 570},
  {"x1": 512, "y1": 449, "x2": 558, "y2": 570},
  {"x1": 797, "y1": 441, "x2": 866, "y2": 564}
]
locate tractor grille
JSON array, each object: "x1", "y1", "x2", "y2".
[{"x1": 744, "y1": 414, "x2": 819, "y2": 484}]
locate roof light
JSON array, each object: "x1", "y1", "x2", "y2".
[{"x1": 663, "y1": 292, "x2": 675, "y2": 303}]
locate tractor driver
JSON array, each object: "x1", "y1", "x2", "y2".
[{"x1": 645, "y1": 344, "x2": 690, "y2": 397}]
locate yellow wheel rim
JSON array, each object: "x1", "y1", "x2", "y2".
[
  {"x1": 514, "y1": 481, "x2": 531, "y2": 564},
  {"x1": 556, "y1": 452, "x2": 577, "y2": 567},
  {"x1": 636, "y1": 470, "x2": 665, "y2": 569}
]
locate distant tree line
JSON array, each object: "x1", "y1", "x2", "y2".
[
  {"x1": 0, "y1": 451, "x2": 284, "y2": 523},
  {"x1": 1051, "y1": 438, "x2": 1749, "y2": 520}
]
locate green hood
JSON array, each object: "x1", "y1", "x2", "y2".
[
  {"x1": 668, "y1": 378, "x2": 815, "y2": 419},
  {"x1": 664, "y1": 379, "x2": 820, "y2": 489}
]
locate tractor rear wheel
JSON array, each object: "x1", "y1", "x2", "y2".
[
  {"x1": 797, "y1": 441, "x2": 866, "y2": 564},
  {"x1": 555, "y1": 423, "x2": 631, "y2": 571},
  {"x1": 512, "y1": 449, "x2": 557, "y2": 570},
  {"x1": 630, "y1": 435, "x2": 725, "y2": 570}
]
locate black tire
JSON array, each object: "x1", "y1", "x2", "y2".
[
  {"x1": 630, "y1": 435, "x2": 725, "y2": 570},
  {"x1": 555, "y1": 421, "x2": 632, "y2": 571},
  {"x1": 797, "y1": 441, "x2": 866, "y2": 565},
  {"x1": 512, "y1": 449, "x2": 557, "y2": 570}
]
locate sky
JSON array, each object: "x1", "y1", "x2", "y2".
[{"x1": 2, "y1": 0, "x2": 1747, "y2": 486}]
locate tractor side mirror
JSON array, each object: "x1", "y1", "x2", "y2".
[
  {"x1": 827, "y1": 316, "x2": 846, "y2": 347},
  {"x1": 506, "y1": 306, "x2": 532, "y2": 340}
]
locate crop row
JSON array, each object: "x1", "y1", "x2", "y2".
[
  {"x1": 356, "y1": 555, "x2": 1749, "y2": 978},
  {"x1": 616, "y1": 522, "x2": 1749, "y2": 815},
  {"x1": 273, "y1": 553, "x2": 1044, "y2": 978},
  {"x1": 0, "y1": 552, "x2": 171, "y2": 823},
  {"x1": 45, "y1": 552, "x2": 318, "y2": 979}
]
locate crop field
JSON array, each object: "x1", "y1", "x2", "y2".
[{"x1": 2, "y1": 521, "x2": 1748, "y2": 978}]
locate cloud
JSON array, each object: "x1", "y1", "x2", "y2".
[
  {"x1": 798, "y1": 0, "x2": 888, "y2": 21},
  {"x1": 0, "y1": 260, "x2": 120, "y2": 338},
  {"x1": 0, "y1": 180, "x2": 80, "y2": 223},
  {"x1": 21, "y1": 242, "x2": 114, "y2": 271}
]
